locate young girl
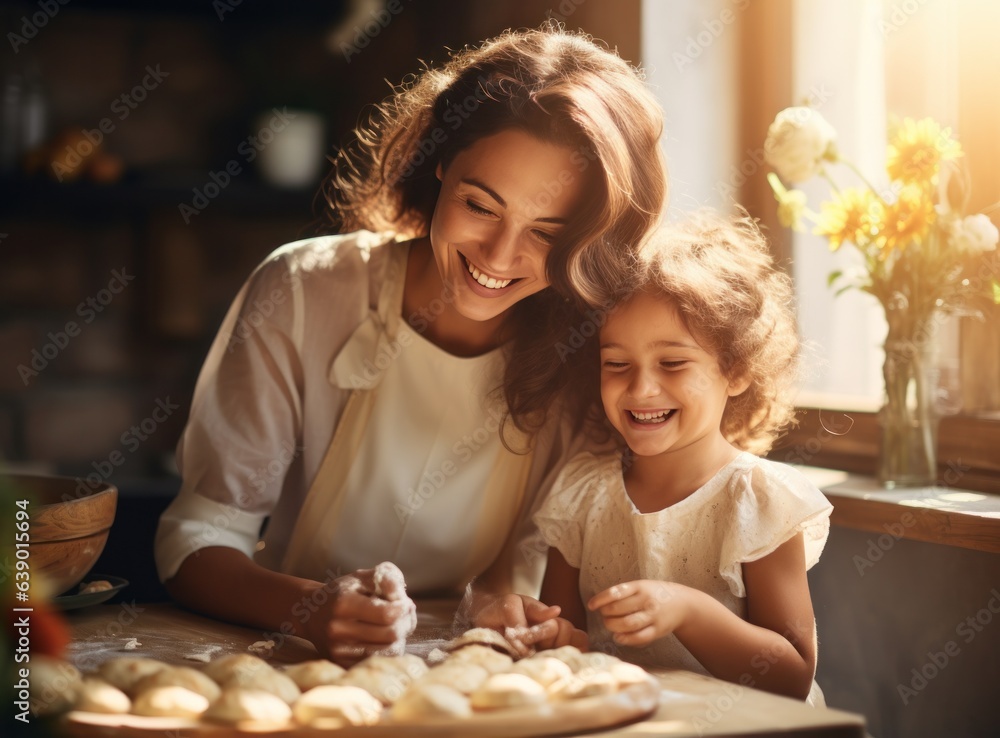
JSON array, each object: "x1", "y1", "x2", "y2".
[{"x1": 532, "y1": 210, "x2": 832, "y2": 703}]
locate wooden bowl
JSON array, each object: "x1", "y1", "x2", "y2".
[{"x1": 8, "y1": 474, "x2": 118, "y2": 596}]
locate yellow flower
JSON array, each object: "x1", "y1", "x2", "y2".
[
  {"x1": 886, "y1": 118, "x2": 962, "y2": 185},
  {"x1": 881, "y1": 184, "x2": 936, "y2": 253},
  {"x1": 813, "y1": 187, "x2": 882, "y2": 251}
]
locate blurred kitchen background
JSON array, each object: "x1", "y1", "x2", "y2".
[{"x1": 0, "y1": 0, "x2": 642, "y2": 592}]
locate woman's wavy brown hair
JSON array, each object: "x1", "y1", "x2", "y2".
[
  {"x1": 573, "y1": 210, "x2": 801, "y2": 455},
  {"x1": 324, "y1": 23, "x2": 667, "y2": 439}
]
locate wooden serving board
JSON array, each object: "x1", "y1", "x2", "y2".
[{"x1": 62, "y1": 680, "x2": 660, "y2": 737}]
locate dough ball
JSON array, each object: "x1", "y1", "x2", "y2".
[
  {"x1": 218, "y1": 666, "x2": 301, "y2": 704},
  {"x1": 608, "y1": 660, "x2": 653, "y2": 688},
  {"x1": 281, "y1": 660, "x2": 346, "y2": 691},
  {"x1": 337, "y1": 665, "x2": 414, "y2": 705},
  {"x1": 292, "y1": 685, "x2": 383, "y2": 727},
  {"x1": 571, "y1": 651, "x2": 619, "y2": 674},
  {"x1": 30, "y1": 656, "x2": 81, "y2": 715},
  {"x1": 97, "y1": 657, "x2": 167, "y2": 696},
  {"x1": 372, "y1": 561, "x2": 406, "y2": 600},
  {"x1": 74, "y1": 678, "x2": 131, "y2": 714},
  {"x1": 446, "y1": 645, "x2": 514, "y2": 674},
  {"x1": 550, "y1": 670, "x2": 618, "y2": 700},
  {"x1": 541, "y1": 645, "x2": 586, "y2": 670},
  {"x1": 202, "y1": 653, "x2": 272, "y2": 684},
  {"x1": 390, "y1": 683, "x2": 471, "y2": 721},
  {"x1": 446, "y1": 627, "x2": 519, "y2": 657},
  {"x1": 510, "y1": 656, "x2": 574, "y2": 690},
  {"x1": 357, "y1": 653, "x2": 428, "y2": 680},
  {"x1": 417, "y1": 662, "x2": 490, "y2": 695},
  {"x1": 79, "y1": 580, "x2": 113, "y2": 594},
  {"x1": 131, "y1": 686, "x2": 209, "y2": 718},
  {"x1": 470, "y1": 672, "x2": 547, "y2": 710},
  {"x1": 133, "y1": 665, "x2": 221, "y2": 702},
  {"x1": 203, "y1": 688, "x2": 292, "y2": 726}
]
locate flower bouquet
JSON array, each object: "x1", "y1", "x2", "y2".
[{"x1": 763, "y1": 106, "x2": 1000, "y2": 487}]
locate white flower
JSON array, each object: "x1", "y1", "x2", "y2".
[
  {"x1": 767, "y1": 173, "x2": 807, "y2": 230},
  {"x1": 949, "y1": 214, "x2": 999, "y2": 254},
  {"x1": 764, "y1": 107, "x2": 838, "y2": 184}
]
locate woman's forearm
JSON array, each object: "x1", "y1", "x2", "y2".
[{"x1": 164, "y1": 546, "x2": 327, "y2": 640}]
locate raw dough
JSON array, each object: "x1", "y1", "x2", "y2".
[
  {"x1": 337, "y1": 665, "x2": 414, "y2": 705},
  {"x1": 122, "y1": 638, "x2": 140, "y2": 650},
  {"x1": 541, "y1": 645, "x2": 585, "y2": 670},
  {"x1": 131, "y1": 685, "x2": 209, "y2": 718},
  {"x1": 202, "y1": 653, "x2": 273, "y2": 684},
  {"x1": 97, "y1": 657, "x2": 167, "y2": 696},
  {"x1": 357, "y1": 653, "x2": 428, "y2": 680},
  {"x1": 390, "y1": 683, "x2": 471, "y2": 721},
  {"x1": 74, "y1": 678, "x2": 131, "y2": 714},
  {"x1": 292, "y1": 685, "x2": 383, "y2": 727},
  {"x1": 371, "y1": 561, "x2": 406, "y2": 600},
  {"x1": 281, "y1": 660, "x2": 346, "y2": 691},
  {"x1": 510, "y1": 656, "x2": 574, "y2": 690},
  {"x1": 608, "y1": 660, "x2": 653, "y2": 688},
  {"x1": 248, "y1": 640, "x2": 275, "y2": 657},
  {"x1": 571, "y1": 651, "x2": 618, "y2": 674},
  {"x1": 550, "y1": 670, "x2": 617, "y2": 700},
  {"x1": 79, "y1": 580, "x2": 113, "y2": 594},
  {"x1": 445, "y1": 627, "x2": 519, "y2": 657},
  {"x1": 469, "y1": 672, "x2": 546, "y2": 710},
  {"x1": 416, "y1": 662, "x2": 490, "y2": 695},
  {"x1": 445, "y1": 644, "x2": 514, "y2": 674},
  {"x1": 203, "y1": 688, "x2": 292, "y2": 725},
  {"x1": 133, "y1": 665, "x2": 221, "y2": 702},
  {"x1": 29, "y1": 656, "x2": 81, "y2": 715},
  {"x1": 217, "y1": 666, "x2": 301, "y2": 704}
]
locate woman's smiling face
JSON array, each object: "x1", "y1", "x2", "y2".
[{"x1": 428, "y1": 128, "x2": 588, "y2": 322}]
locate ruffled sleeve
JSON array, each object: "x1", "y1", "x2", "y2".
[
  {"x1": 718, "y1": 459, "x2": 833, "y2": 598},
  {"x1": 532, "y1": 451, "x2": 615, "y2": 569}
]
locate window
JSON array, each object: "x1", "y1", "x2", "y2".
[{"x1": 641, "y1": 0, "x2": 1000, "y2": 490}]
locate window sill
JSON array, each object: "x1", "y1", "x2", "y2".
[{"x1": 795, "y1": 466, "x2": 1000, "y2": 554}]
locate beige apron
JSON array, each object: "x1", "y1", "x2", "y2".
[{"x1": 280, "y1": 243, "x2": 534, "y2": 589}]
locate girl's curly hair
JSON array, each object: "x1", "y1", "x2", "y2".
[{"x1": 581, "y1": 209, "x2": 801, "y2": 455}]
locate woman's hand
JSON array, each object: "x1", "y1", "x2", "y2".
[
  {"x1": 469, "y1": 593, "x2": 566, "y2": 657},
  {"x1": 303, "y1": 564, "x2": 417, "y2": 666},
  {"x1": 587, "y1": 580, "x2": 692, "y2": 647}
]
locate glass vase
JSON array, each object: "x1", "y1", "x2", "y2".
[{"x1": 877, "y1": 317, "x2": 939, "y2": 489}]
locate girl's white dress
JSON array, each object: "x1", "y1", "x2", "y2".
[{"x1": 534, "y1": 450, "x2": 833, "y2": 703}]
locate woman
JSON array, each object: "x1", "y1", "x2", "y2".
[{"x1": 154, "y1": 25, "x2": 667, "y2": 664}]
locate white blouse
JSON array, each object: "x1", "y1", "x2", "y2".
[
  {"x1": 154, "y1": 231, "x2": 587, "y2": 595},
  {"x1": 534, "y1": 451, "x2": 833, "y2": 677}
]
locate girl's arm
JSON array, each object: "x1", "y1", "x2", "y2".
[
  {"x1": 539, "y1": 547, "x2": 587, "y2": 631},
  {"x1": 165, "y1": 547, "x2": 413, "y2": 665},
  {"x1": 589, "y1": 533, "x2": 816, "y2": 700}
]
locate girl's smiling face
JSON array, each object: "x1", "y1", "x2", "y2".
[
  {"x1": 428, "y1": 128, "x2": 588, "y2": 323},
  {"x1": 599, "y1": 291, "x2": 749, "y2": 461}
]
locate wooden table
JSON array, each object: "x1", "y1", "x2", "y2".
[{"x1": 63, "y1": 601, "x2": 867, "y2": 737}]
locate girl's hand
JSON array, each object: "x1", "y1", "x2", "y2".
[
  {"x1": 303, "y1": 566, "x2": 417, "y2": 666},
  {"x1": 531, "y1": 616, "x2": 590, "y2": 652},
  {"x1": 588, "y1": 580, "x2": 691, "y2": 647}
]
